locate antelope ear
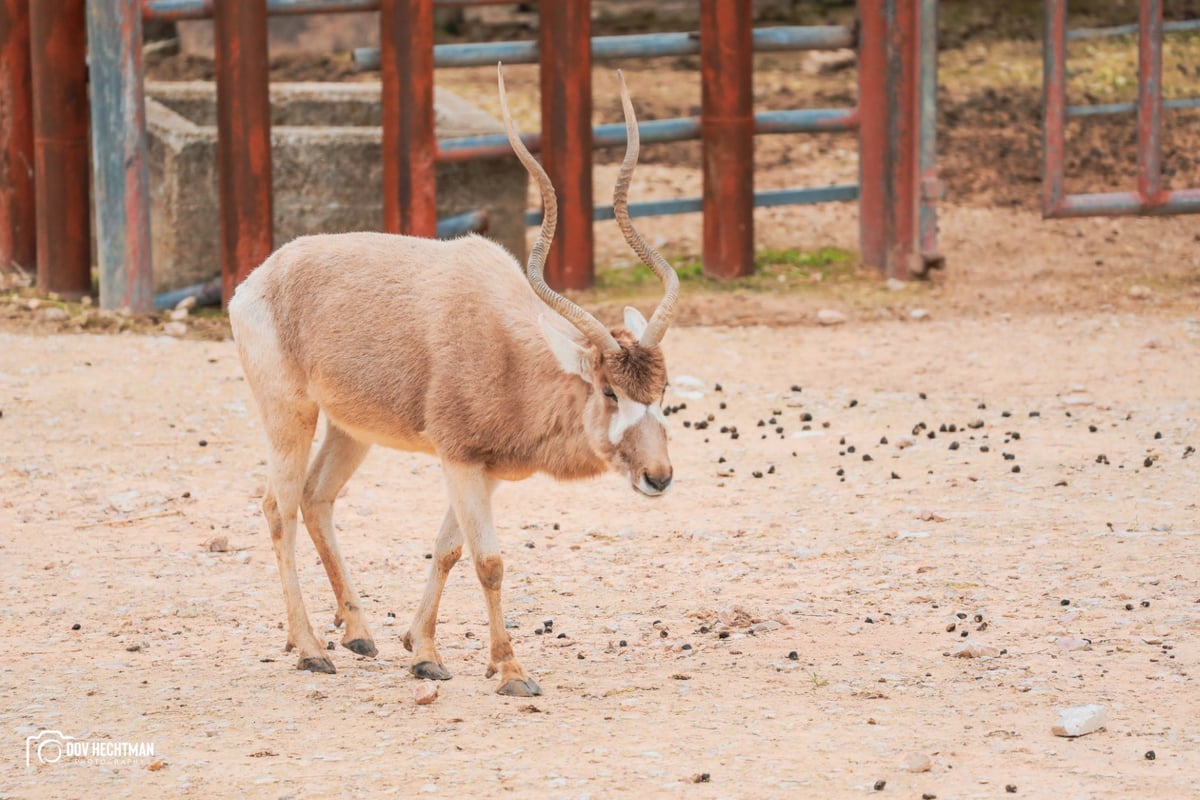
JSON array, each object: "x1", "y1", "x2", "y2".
[
  {"x1": 623, "y1": 306, "x2": 648, "y2": 339},
  {"x1": 540, "y1": 315, "x2": 594, "y2": 382}
]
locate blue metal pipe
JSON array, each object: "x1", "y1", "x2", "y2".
[
  {"x1": 1066, "y1": 96, "x2": 1200, "y2": 117},
  {"x1": 1066, "y1": 18, "x2": 1200, "y2": 40},
  {"x1": 525, "y1": 185, "x2": 859, "y2": 226},
  {"x1": 354, "y1": 25, "x2": 856, "y2": 70},
  {"x1": 436, "y1": 208, "x2": 488, "y2": 237},
  {"x1": 439, "y1": 108, "x2": 857, "y2": 160}
]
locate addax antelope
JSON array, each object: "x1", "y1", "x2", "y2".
[{"x1": 229, "y1": 66, "x2": 679, "y2": 696}]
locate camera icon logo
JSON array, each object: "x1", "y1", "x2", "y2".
[{"x1": 25, "y1": 730, "x2": 75, "y2": 767}]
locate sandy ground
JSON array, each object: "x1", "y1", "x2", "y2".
[{"x1": 3, "y1": 199, "x2": 1199, "y2": 798}]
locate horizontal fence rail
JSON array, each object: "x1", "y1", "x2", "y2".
[
  {"x1": 1066, "y1": 17, "x2": 1200, "y2": 39},
  {"x1": 524, "y1": 186, "x2": 860, "y2": 226},
  {"x1": 143, "y1": 0, "x2": 516, "y2": 21},
  {"x1": 352, "y1": 25, "x2": 856, "y2": 71},
  {"x1": 437, "y1": 108, "x2": 858, "y2": 162}
]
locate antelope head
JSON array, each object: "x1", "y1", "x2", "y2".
[{"x1": 498, "y1": 65, "x2": 680, "y2": 496}]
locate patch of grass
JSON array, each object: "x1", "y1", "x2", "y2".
[{"x1": 593, "y1": 246, "x2": 858, "y2": 297}]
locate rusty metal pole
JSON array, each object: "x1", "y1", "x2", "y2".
[
  {"x1": 29, "y1": 0, "x2": 91, "y2": 297},
  {"x1": 857, "y1": 0, "x2": 886, "y2": 270},
  {"x1": 380, "y1": 0, "x2": 437, "y2": 237},
  {"x1": 0, "y1": 0, "x2": 36, "y2": 275},
  {"x1": 88, "y1": 0, "x2": 154, "y2": 312},
  {"x1": 539, "y1": 0, "x2": 593, "y2": 290},
  {"x1": 1136, "y1": 0, "x2": 1164, "y2": 206},
  {"x1": 700, "y1": 0, "x2": 754, "y2": 280},
  {"x1": 1041, "y1": 0, "x2": 1067, "y2": 216},
  {"x1": 214, "y1": 0, "x2": 273, "y2": 304},
  {"x1": 887, "y1": 0, "x2": 919, "y2": 281},
  {"x1": 856, "y1": 0, "x2": 919, "y2": 281}
]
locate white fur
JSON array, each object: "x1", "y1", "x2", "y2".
[
  {"x1": 608, "y1": 397, "x2": 648, "y2": 445},
  {"x1": 539, "y1": 315, "x2": 593, "y2": 381},
  {"x1": 623, "y1": 306, "x2": 648, "y2": 339}
]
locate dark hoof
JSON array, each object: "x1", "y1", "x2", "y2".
[
  {"x1": 497, "y1": 677, "x2": 541, "y2": 697},
  {"x1": 343, "y1": 638, "x2": 378, "y2": 658},
  {"x1": 411, "y1": 660, "x2": 453, "y2": 681},
  {"x1": 297, "y1": 656, "x2": 336, "y2": 674},
  {"x1": 401, "y1": 631, "x2": 414, "y2": 652}
]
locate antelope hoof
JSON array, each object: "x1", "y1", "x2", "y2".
[
  {"x1": 343, "y1": 638, "x2": 378, "y2": 658},
  {"x1": 497, "y1": 677, "x2": 541, "y2": 697},
  {"x1": 411, "y1": 660, "x2": 453, "y2": 681},
  {"x1": 297, "y1": 655, "x2": 337, "y2": 674},
  {"x1": 402, "y1": 630, "x2": 414, "y2": 653}
]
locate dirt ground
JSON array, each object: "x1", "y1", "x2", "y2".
[{"x1": 4, "y1": 6, "x2": 1200, "y2": 799}]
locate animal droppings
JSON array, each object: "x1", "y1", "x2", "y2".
[{"x1": 873, "y1": 779, "x2": 886, "y2": 790}]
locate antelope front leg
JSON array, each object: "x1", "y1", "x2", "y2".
[
  {"x1": 403, "y1": 507, "x2": 462, "y2": 681},
  {"x1": 442, "y1": 463, "x2": 540, "y2": 697}
]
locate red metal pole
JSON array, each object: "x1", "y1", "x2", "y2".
[
  {"x1": 887, "y1": 0, "x2": 919, "y2": 281},
  {"x1": 1136, "y1": 0, "x2": 1163, "y2": 206},
  {"x1": 214, "y1": 0, "x2": 273, "y2": 304},
  {"x1": 1042, "y1": 0, "x2": 1067, "y2": 216},
  {"x1": 0, "y1": 0, "x2": 36, "y2": 275},
  {"x1": 380, "y1": 0, "x2": 437, "y2": 237},
  {"x1": 700, "y1": 0, "x2": 754, "y2": 280},
  {"x1": 539, "y1": 0, "x2": 593, "y2": 290},
  {"x1": 29, "y1": 0, "x2": 91, "y2": 297},
  {"x1": 856, "y1": 0, "x2": 919, "y2": 281},
  {"x1": 856, "y1": 0, "x2": 886, "y2": 271}
]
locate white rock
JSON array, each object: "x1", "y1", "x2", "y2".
[
  {"x1": 748, "y1": 619, "x2": 784, "y2": 635},
  {"x1": 950, "y1": 641, "x2": 1000, "y2": 658},
  {"x1": 903, "y1": 752, "x2": 932, "y2": 773},
  {"x1": 169, "y1": 307, "x2": 190, "y2": 322},
  {"x1": 175, "y1": 295, "x2": 197, "y2": 311},
  {"x1": 41, "y1": 307, "x2": 70, "y2": 322},
  {"x1": 1128, "y1": 284, "x2": 1151, "y2": 299},
  {"x1": 817, "y1": 309, "x2": 847, "y2": 326},
  {"x1": 163, "y1": 321, "x2": 188, "y2": 337},
  {"x1": 910, "y1": 308, "x2": 931, "y2": 321},
  {"x1": 1051, "y1": 704, "x2": 1107, "y2": 737}
]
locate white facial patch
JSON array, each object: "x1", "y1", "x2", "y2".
[
  {"x1": 608, "y1": 398, "x2": 648, "y2": 445},
  {"x1": 608, "y1": 398, "x2": 668, "y2": 445}
]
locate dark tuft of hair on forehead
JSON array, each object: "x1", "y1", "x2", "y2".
[{"x1": 602, "y1": 330, "x2": 667, "y2": 404}]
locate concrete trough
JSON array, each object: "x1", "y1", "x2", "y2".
[{"x1": 145, "y1": 81, "x2": 528, "y2": 293}]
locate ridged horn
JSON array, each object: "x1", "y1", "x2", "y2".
[
  {"x1": 496, "y1": 63, "x2": 620, "y2": 353},
  {"x1": 612, "y1": 70, "x2": 680, "y2": 348}
]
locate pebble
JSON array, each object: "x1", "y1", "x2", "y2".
[
  {"x1": 41, "y1": 307, "x2": 70, "y2": 322},
  {"x1": 950, "y1": 641, "x2": 1000, "y2": 658},
  {"x1": 413, "y1": 680, "x2": 439, "y2": 705},
  {"x1": 817, "y1": 309, "x2": 847, "y2": 326},
  {"x1": 163, "y1": 321, "x2": 188, "y2": 337},
  {"x1": 1051, "y1": 704, "x2": 1106, "y2": 737},
  {"x1": 903, "y1": 752, "x2": 933, "y2": 773}
]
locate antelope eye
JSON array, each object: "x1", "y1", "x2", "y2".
[{"x1": 602, "y1": 386, "x2": 617, "y2": 401}]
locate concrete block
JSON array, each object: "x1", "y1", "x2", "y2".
[{"x1": 146, "y1": 81, "x2": 528, "y2": 293}]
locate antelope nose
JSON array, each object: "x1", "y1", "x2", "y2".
[{"x1": 644, "y1": 470, "x2": 673, "y2": 493}]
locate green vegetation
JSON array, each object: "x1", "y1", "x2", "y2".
[{"x1": 593, "y1": 245, "x2": 857, "y2": 297}]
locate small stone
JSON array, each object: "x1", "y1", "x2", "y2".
[
  {"x1": 816, "y1": 308, "x2": 847, "y2": 326},
  {"x1": 910, "y1": 308, "x2": 930, "y2": 321},
  {"x1": 41, "y1": 307, "x2": 70, "y2": 322},
  {"x1": 169, "y1": 307, "x2": 190, "y2": 322},
  {"x1": 1051, "y1": 704, "x2": 1107, "y2": 737},
  {"x1": 206, "y1": 536, "x2": 230, "y2": 553},
  {"x1": 162, "y1": 321, "x2": 188, "y2": 337},
  {"x1": 691, "y1": 772, "x2": 711, "y2": 783},
  {"x1": 175, "y1": 295, "x2": 197, "y2": 311},
  {"x1": 950, "y1": 642, "x2": 1000, "y2": 658},
  {"x1": 903, "y1": 752, "x2": 932, "y2": 773},
  {"x1": 413, "y1": 680, "x2": 439, "y2": 705},
  {"x1": 1128, "y1": 284, "x2": 1151, "y2": 299}
]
